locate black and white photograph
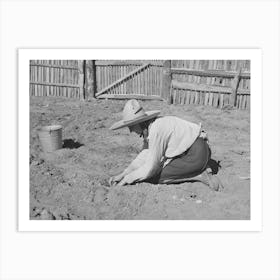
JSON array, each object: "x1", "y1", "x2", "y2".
[
  {"x1": 28, "y1": 58, "x2": 251, "y2": 221},
  {"x1": 2, "y1": 0, "x2": 280, "y2": 280}
]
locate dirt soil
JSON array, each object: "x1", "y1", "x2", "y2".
[{"x1": 30, "y1": 97, "x2": 250, "y2": 220}]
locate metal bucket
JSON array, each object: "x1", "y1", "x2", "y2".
[{"x1": 38, "y1": 125, "x2": 63, "y2": 153}]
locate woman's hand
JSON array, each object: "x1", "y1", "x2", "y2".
[
  {"x1": 116, "y1": 178, "x2": 128, "y2": 187},
  {"x1": 109, "y1": 173, "x2": 124, "y2": 187}
]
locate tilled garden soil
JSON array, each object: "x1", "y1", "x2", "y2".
[{"x1": 30, "y1": 97, "x2": 250, "y2": 220}]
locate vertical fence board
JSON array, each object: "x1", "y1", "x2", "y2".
[
  {"x1": 204, "y1": 92, "x2": 209, "y2": 106},
  {"x1": 220, "y1": 94, "x2": 224, "y2": 108}
]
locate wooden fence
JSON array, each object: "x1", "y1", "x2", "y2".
[
  {"x1": 95, "y1": 60, "x2": 164, "y2": 100},
  {"x1": 29, "y1": 60, "x2": 86, "y2": 99},
  {"x1": 30, "y1": 60, "x2": 250, "y2": 109},
  {"x1": 170, "y1": 60, "x2": 250, "y2": 109}
]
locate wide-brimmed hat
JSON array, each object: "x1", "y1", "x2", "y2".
[{"x1": 110, "y1": 99, "x2": 160, "y2": 130}]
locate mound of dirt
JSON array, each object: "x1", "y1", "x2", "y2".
[{"x1": 30, "y1": 97, "x2": 250, "y2": 220}]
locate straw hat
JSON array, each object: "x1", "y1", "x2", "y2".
[{"x1": 110, "y1": 99, "x2": 160, "y2": 130}]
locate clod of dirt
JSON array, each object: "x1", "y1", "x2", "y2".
[
  {"x1": 222, "y1": 104, "x2": 235, "y2": 111},
  {"x1": 230, "y1": 149, "x2": 246, "y2": 155},
  {"x1": 97, "y1": 178, "x2": 111, "y2": 188},
  {"x1": 30, "y1": 154, "x2": 45, "y2": 166},
  {"x1": 31, "y1": 159, "x2": 44, "y2": 166},
  {"x1": 94, "y1": 188, "x2": 107, "y2": 204},
  {"x1": 40, "y1": 209, "x2": 56, "y2": 220}
]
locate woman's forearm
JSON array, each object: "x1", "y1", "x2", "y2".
[{"x1": 123, "y1": 149, "x2": 149, "y2": 175}]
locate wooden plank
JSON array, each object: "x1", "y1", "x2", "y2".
[
  {"x1": 220, "y1": 94, "x2": 224, "y2": 108},
  {"x1": 121, "y1": 66, "x2": 125, "y2": 94},
  {"x1": 59, "y1": 64, "x2": 63, "y2": 96},
  {"x1": 183, "y1": 90, "x2": 187, "y2": 105},
  {"x1": 190, "y1": 91, "x2": 194, "y2": 104},
  {"x1": 179, "y1": 89, "x2": 183, "y2": 104},
  {"x1": 37, "y1": 64, "x2": 40, "y2": 96},
  {"x1": 100, "y1": 66, "x2": 103, "y2": 90},
  {"x1": 185, "y1": 90, "x2": 188, "y2": 104},
  {"x1": 137, "y1": 68, "x2": 141, "y2": 94},
  {"x1": 242, "y1": 94, "x2": 247, "y2": 109},
  {"x1": 204, "y1": 92, "x2": 209, "y2": 105},
  {"x1": 53, "y1": 66, "x2": 59, "y2": 96},
  {"x1": 142, "y1": 68, "x2": 145, "y2": 95},
  {"x1": 104, "y1": 65, "x2": 108, "y2": 89},
  {"x1": 34, "y1": 64, "x2": 37, "y2": 96},
  {"x1": 173, "y1": 80, "x2": 231, "y2": 94},
  {"x1": 171, "y1": 67, "x2": 250, "y2": 79},
  {"x1": 95, "y1": 63, "x2": 150, "y2": 97},
  {"x1": 173, "y1": 89, "x2": 177, "y2": 104},
  {"x1": 194, "y1": 91, "x2": 199, "y2": 104},
  {"x1": 197, "y1": 91, "x2": 200, "y2": 104},
  {"x1": 96, "y1": 66, "x2": 100, "y2": 91},
  {"x1": 200, "y1": 91, "x2": 204, "y2": 105},
  {"x1": 169, "y1": 89, "x2": 174, "y2": 104},
  {"x1": 157, "y1": 67, "x2": 160, "y2": 96},
  {"x1": 213, "y1": 93, "x2": 219, "y2": 107},
  {"x1": 30, "y1": 81, "x2": 80, "y2": 88},
  {"x1": 192, "y1": 92, "x2": 196, "y2": 104},
  {"x1": 172, "y1": 80, "x2": 250, "y2": 96},
  {"x1": 127, "y1": 66, "x2": 131, "y2": 94},
  {"x1": 230, "y1": 68, "x2": 241, "y2": 106},
  {"x1": 144, "y1": 67, "x2": 147, "y2": 95},
  {"x1": 154, "y1": 67, "x2": 158, "y2": 96},
  {"x1": 42, "y1": 66, "x2": 46, "y2": 96},
  {"x1": 180, "y1": 90, "x2": 184, "y2": 104},
  {"x1": 217, "y1": 93, "x2": 221, "y2": 107},
  {"x1": 172, "y1": 89, "x2": 176, "y2": 104},
  {"x1": 30, "y1": 62, "x2": 78, "y2": 70},
  {"x1": 39, "y1": 64, "x2": 43, "y2": 96},
  {"x1": 226, "y1": 93, "x2": 230, "y2": 105},
  {"x1": 237, "y1": 95, "x2": 241, "y2": 109},
  {"x1": 178, "y1": 90, "x2": 181, "y2": 104},
  {"x1": 95, "y1": 60, "x2": 164, "y2": 66},
  {"x1": 78, "y1": 60, "x2": 85, "y2": 99},
  {"x1": 186, "y1": 90, "x2": 191, "y2": 104},
  {"x1": 176, "y1": 90, "x2": 180, "y2": 104},
  {"x1": 247, "y1": 96, "x2": 250, "y2": 110},
  {"x1": 132, "y1": 73, "x2": 136, "y2": 95},
  {"x1": 46, "y1": 65, "x2": 50, "y2": 96},
  {"x1": 97, "y1": 94, "x2": 164, "y2": 101},
  {"x1": 162, "y1": 60, "x2": 172, "y2": 103}
]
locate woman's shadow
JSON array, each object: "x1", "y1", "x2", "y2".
[
  {"x1": 207, "y1": 158, "x2": 222, "y2": 174},
  {"x1": 63, "y1": 139, "x2": 84, "y2": 149}
]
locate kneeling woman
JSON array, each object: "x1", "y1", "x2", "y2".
[{"x1": 109, "y1": 99, "x2": 223, "y2": 191}]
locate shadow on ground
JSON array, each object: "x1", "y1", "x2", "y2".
[{"x1": 63, "y1": 139, "x2": 84, "y2": 149}]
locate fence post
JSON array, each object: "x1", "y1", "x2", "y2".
[
  {"x1": 84, "y1": 60, "x2": 97, "y2": 99},
  {"x1": 92, "y1": 60, "x2": 97, "y2": 98},
  {"x1": 78, "y1": 60, "x2": 85, "y2": 99},
  {"x1": 162, "y1": 60, "x2": 172, "y2": 104},
  {"x1": 230, "y1": 68, "x2": 241, "y2": 107}
]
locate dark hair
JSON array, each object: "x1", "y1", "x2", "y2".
[
  {"x1": 139, "y1": 117, "x2": 157, "y2": 144},
  {"x1": 139, "y1": 117, "x2": 157, "y2": 130}
]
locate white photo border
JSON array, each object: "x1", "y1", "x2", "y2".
[{"x1": 19, "y1": 48, "x2": 262, "y2": 232}]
